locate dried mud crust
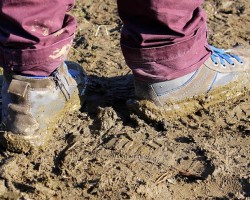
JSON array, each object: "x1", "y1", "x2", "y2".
[{"x1": 0, "y1": 0, "x2": 250, "y2": 199}]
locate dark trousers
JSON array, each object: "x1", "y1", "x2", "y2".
[{"x1": 0, "y1": 0, "x2": 211, "y2": 82}]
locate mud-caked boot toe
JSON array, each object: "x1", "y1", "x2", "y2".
[
  {"x1": 0, "y1": 61, "x2": 87, "y2": 153},
  {"x1": 130, "y1": 46, "x2": 250, "y2": 122}
]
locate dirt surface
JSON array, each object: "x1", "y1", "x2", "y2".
[{"x1": 0, "y1": 0, "x2": 250, "y2": 199}]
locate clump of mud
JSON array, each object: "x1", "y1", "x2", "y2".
[{"x1": 0, "y1": 0, "x2": 250, "y2": 199}]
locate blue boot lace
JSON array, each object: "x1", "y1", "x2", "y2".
[{"x1": 210, "y1": 45, "x2": 244, "y2": 67}]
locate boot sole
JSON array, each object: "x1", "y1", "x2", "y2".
[{"x1": 127, "y1": 79, "x2": 249, "y2": 124}]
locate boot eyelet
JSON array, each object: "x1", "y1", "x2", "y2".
[
  {"x1": 213, "y1": 62, "x2": 219, "y2": 67},
  {"x1": 239, "y1": 61, "x2": 244, "y2": 66},
  {"x1": 230, "y1": 63, "x2": 235, "y2": 67},
  {"x1": 222, "y1": 64, "x2": 227, "y2": 68}
]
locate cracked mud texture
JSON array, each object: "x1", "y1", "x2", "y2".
[{"x1": 0, "y1": 0, "x2": 250, "y2": 199}]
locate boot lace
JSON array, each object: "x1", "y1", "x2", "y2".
[{"x1": 210, "y1": 45, "x2": 244, "y2": 67}]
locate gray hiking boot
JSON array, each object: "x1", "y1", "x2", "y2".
[
  {"x1": 0, "y1": 61, "x2": 87, "y2": 153},
  {"x1": 131, "y1": 46, "x2": 250, "y2": 121}
]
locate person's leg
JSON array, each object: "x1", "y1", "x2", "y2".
[
  {"x1": 0, "y1": 0, "x2": 87, "y2": 152},
  {"x1": 0, "y1": 0, "x2": 76, "y2": 76},
  {"x1": 117, "y1": 0, "x2": 250, "y2": 115},
  {"x1": 117, "y1": 0, "x2": 210, "y2": 83}
]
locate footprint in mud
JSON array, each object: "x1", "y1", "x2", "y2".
[{"x1": 174, "y1": 148, "x2": 215, "y2": 181}]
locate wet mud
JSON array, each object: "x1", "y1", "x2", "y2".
[{"x1": 0, "y1": 0, "x2": 250, "y2": 199}]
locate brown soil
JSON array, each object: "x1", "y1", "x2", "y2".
[{"x1": 0, "y1": 0, "x2": 250, "y2": 199}]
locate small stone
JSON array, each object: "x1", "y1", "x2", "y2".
[{"x1": 167, "y1": 178, "x2": 175, "y2": 184}]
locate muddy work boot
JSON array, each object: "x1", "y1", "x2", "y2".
[
  {"x1": 0, "y1": 61, "x2": 87, "y2": 153},
  {"x1": 129, "y1": 46, "x2": 250, "y2": 122}
]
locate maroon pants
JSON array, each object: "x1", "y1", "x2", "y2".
[{"x1": 0, "y1": 0, "x2": 211, "y2": 82}]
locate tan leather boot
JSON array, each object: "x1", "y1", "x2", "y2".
[{"x1": 0, "y1": 61, "x2": 87, "y2": 153}]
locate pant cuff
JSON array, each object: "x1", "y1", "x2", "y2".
[
  {"x1": 121, "y1": 24, "x2": 211, "y2": 83},
  {"x1": 0, "y1": 35, "x2": 74, "y2": 76}
]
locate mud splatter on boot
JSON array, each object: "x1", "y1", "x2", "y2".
[
  {"x1": 129, "y1": 47, "x2": 250, "y2": 123},
  {"x1": 0, "y1": 61, "x2": 88, "y2": 153}
]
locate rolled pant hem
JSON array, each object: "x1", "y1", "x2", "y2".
[
  {"x1": 121, "y1": 23, "x2": 207, "y2": 62},
  {"x1": 0, "y1": 34, "x2": 74, "y2": 76},
  {"x1": 121, "y1": 24, "x2": 211, "y2": 83}
]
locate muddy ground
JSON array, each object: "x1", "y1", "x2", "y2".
[{"x1": 0, "y1": 0, "x2": 250, "y2": 199}]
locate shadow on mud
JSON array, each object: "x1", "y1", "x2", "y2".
[
  {"x1": 84, "y1": 74, "x2": 134, "y2": 115},
  {"x1": 241, "y1": 178, "x2": 250, "y2": 197}
]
